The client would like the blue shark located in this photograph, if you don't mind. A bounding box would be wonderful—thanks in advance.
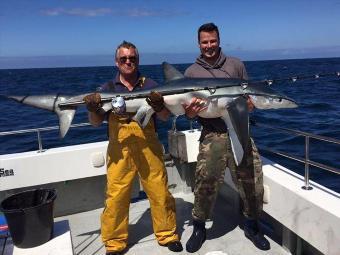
[2,62,297,165]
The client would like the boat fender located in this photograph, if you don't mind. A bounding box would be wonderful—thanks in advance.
[91,152,105,168]
[263,184,270,204]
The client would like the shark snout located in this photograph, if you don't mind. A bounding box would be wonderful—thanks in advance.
[248,95,297,109]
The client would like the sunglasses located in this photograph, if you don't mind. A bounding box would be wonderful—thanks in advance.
[119,56,137,64]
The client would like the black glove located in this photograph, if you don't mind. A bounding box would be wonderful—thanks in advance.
[83,93,102,112]
[146,91,165,112]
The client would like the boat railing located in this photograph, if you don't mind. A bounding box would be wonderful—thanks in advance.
[0,122,107,153]
[250,121,340,190]
[1,120,339,191]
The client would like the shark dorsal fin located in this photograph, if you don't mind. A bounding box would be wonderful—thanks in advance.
[162,62,185,83]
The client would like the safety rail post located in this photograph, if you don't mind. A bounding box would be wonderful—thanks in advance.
[302,136,313,190]
[172,115,178,132]
[37,129,43,153]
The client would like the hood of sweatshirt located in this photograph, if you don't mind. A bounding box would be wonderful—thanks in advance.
[195,48,227,69]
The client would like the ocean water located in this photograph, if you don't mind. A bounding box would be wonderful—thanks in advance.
[0,58,339,192]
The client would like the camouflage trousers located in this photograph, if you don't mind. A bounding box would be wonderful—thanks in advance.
[192,132,264,221]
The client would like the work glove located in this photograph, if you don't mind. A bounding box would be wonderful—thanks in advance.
[146,91,165,112]
[83,93,102,112]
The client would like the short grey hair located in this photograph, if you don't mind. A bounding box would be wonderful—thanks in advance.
[115,40,139,60]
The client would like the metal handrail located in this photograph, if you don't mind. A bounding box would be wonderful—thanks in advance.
[252,122,340,145]
[1,120,339,190]
[0,121,108,153]
[252,121,340,190]
[0,122,94,136]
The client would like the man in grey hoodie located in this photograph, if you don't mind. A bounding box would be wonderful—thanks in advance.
[183,23,270,253]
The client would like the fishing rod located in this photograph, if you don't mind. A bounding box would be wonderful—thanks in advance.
[58,70,340,108]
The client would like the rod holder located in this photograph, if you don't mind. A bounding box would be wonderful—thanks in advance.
[172,115,178,132]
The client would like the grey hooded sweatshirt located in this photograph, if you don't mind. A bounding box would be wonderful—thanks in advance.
[184,50,248,140]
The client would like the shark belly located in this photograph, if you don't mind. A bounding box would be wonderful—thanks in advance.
[198,97,235,118]
[125,98,147,112]
[164,94,190,116]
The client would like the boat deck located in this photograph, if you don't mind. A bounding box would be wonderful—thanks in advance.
[1,192,289,255]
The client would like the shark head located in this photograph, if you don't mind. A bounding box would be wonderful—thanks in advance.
[160,62,299,166]
[243,82,298,109]
[248,95,298,109]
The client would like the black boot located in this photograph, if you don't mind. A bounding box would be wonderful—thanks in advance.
[166,241,183,252]
[186,219,206,253]
[244,219,270,250]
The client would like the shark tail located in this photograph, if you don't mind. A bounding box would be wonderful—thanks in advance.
[3,94,77,138]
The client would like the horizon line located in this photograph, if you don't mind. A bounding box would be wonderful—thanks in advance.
[1,54,340,70]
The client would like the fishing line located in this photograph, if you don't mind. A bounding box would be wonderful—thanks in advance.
[255,71,340,86]
[58,70,340,107]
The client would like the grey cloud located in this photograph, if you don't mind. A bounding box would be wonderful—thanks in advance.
[41,7,188,17]
[41,8,112,17]
[124,8,189,17]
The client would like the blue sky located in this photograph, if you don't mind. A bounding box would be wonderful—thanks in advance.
[1,0,340,68]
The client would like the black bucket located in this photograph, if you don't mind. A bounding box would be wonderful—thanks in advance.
[0,188,57,248]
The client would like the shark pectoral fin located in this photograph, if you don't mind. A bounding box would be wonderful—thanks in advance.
[56,107,76,138]
[132,105,155,128]
[221,110,244,166]
[228,96,250,150]
[221,96,250,166]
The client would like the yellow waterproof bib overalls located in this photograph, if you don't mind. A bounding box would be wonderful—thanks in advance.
[101,112,179,252]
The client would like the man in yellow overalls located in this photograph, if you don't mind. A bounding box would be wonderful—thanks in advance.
[83,41,182,255]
